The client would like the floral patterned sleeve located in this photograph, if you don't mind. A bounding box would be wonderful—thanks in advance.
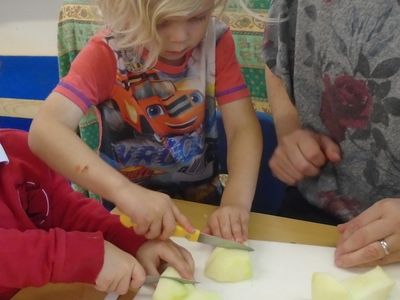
[263,0,298,100]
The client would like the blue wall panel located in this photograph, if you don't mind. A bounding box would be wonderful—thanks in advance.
[0,116,32,131]
[0,55,59,100]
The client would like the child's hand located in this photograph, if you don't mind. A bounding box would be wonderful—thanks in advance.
[136,239,195,279]
[269,128,341,185]
[203,205,250,243]
[95,241,146,295]
[115,185,194,240]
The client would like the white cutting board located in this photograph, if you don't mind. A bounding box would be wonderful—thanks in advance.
[135,237,400,300]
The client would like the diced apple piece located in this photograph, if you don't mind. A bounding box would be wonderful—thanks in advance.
[343,266,395,300]
[183,289,223,300]
[204,247,252,282]
[312,272,350,300]
[153,267,193,300]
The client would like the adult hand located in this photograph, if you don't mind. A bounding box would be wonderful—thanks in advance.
[335,198,400,267]
[269,129,341,185]
[203,205,250,243]
[116,185,194,240]
[136,239,194,279]
[95,241,145,295]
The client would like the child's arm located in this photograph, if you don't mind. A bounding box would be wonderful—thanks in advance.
[29,92,192,240]
[205,98,263,242]
[265,66,341,185]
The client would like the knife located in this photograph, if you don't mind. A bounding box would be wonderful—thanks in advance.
[144,275,198,285]
[118,213,254,251]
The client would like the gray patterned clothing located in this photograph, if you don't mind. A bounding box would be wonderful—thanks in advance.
[263,0,400,221]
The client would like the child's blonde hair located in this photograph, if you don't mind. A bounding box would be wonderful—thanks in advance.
[97,0,227,71]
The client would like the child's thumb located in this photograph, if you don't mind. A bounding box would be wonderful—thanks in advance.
[319,135,341,163]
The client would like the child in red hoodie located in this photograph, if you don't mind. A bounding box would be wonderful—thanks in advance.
[0,129,193,300]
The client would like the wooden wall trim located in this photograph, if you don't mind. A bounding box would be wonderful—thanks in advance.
[0,98,42,119]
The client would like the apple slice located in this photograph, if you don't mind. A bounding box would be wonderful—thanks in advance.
[204,247,252,282]
[312,266,395,300]
[312,272,350,300]
[152,267,222,300]
[152,267,193,300]
[183,289,222,300]
[343,266,395,300]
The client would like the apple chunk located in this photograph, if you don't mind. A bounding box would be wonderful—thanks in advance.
[152,267,222,300]
[343,266,395,300]
[204,247,252,282]
[152,267,192,300]
[312,266,395,300]
[184,289,222,300]
[312,272,350,300]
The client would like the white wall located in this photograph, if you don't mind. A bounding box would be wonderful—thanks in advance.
[0,0,64,56]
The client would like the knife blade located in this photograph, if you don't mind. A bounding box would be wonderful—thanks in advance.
[118,213,254,251]
[144,275,198,285]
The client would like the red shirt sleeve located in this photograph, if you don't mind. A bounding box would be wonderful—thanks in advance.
[54,34,116,112]
[48,173,147,257]
[215,29,250,105]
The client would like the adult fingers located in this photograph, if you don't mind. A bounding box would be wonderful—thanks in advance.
[336,218,391,256]
[297,133,327,169]
[339,202,385,241]
[291,142,323,176]
[319,135,341,163]
[269,150,304,185]
[335,234,399,268]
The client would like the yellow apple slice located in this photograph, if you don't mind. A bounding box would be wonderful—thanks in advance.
[204,247,252,282]
[312,272,350,300]
[183,289,223,300]
[343,266,395,300]
[152,267,193,300]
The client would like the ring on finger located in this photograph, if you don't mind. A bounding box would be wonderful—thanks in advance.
[379,239,391,256]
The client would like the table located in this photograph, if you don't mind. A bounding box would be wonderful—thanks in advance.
[12,199,339,300]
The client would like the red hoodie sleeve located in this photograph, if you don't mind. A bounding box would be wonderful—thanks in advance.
[0,228,104,289]
[46,172,147,256]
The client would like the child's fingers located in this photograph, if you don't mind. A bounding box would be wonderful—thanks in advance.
[176,245,195,275]
[115,274,131,295]
[218,213,234,241]
[230,213,244,243]
[160,212,176,240]
[145,219,162,240]
[240,211,249,241]
[172,204,194,233]
[159,243,193,279]
[207,216,222,237]
[130,262,146,290]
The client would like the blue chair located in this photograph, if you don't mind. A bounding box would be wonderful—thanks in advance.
[217,111,286,214]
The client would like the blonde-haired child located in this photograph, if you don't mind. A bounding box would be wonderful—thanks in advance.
[29,0,262,243]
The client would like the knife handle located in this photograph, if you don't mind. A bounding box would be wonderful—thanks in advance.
[119,213,200,241]
[174,225,200,241]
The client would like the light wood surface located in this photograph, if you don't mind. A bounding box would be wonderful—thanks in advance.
[12,199,339,300]
[0,97,42,118]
